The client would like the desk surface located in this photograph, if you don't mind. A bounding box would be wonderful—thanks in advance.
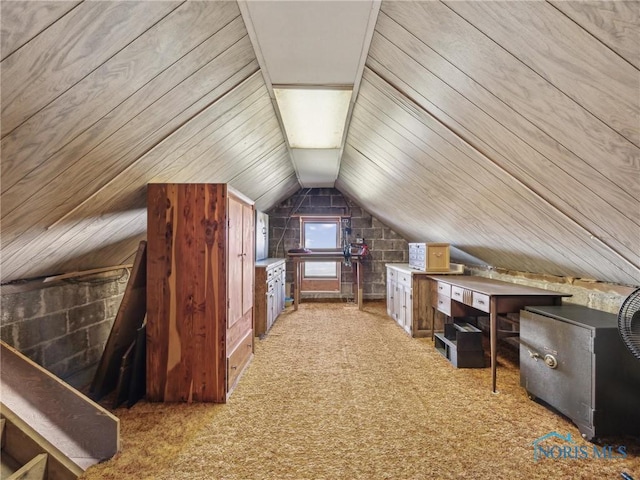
[428,275,571,298]
[288,250,363,261]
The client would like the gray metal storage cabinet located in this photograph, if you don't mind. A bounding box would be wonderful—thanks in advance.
[520,305,640,442]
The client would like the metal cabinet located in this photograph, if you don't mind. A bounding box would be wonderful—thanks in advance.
[520,305,640,441]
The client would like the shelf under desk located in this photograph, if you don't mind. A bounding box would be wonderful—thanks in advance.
[428,275,570,393]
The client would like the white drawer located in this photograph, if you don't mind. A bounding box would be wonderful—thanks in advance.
[472,292,490,313]
[436,281,451,298]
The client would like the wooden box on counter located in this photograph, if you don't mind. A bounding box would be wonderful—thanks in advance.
[146,183,255,403]
[408,243,450,272]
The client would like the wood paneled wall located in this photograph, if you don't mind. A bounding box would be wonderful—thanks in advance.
[0,1,295,283]
[1,0,638,288]
[338,0,639,286]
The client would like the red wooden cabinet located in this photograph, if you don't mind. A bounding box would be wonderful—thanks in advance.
[146,183,254,402]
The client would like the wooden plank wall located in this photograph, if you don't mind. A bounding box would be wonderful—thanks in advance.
[0,1,295,283]
[146,184,229,403]
[337,0,640,286]
[1,0,638,287]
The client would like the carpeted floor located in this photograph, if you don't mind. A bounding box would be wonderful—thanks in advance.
[81,301,639,479]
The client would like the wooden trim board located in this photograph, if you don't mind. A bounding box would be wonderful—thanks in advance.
[0,342,119,471]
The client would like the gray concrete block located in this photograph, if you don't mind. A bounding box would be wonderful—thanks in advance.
[351,217,372,229]
[87,319,114,348]
[58,282,90,309]
[42,330,88,367]
[331,196,347,207]
[383,251,406,262]
[104,295,124,318]
[362,227,383,240]
[1,289,43,324]
[21,345,43,367]
[68,301,105,331]
[1,312,67,351]
[86,276,125,302]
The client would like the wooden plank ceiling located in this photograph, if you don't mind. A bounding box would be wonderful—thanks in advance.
[1,1,638,287]
[338,0,640,286]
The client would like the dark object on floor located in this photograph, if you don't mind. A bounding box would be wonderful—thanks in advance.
[90,241,147,401]
[520,305,640,442]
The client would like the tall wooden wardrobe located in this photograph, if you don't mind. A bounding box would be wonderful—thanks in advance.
[146,183,255,402]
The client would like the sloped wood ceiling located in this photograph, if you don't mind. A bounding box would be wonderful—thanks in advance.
[1,1,638,288]
[1,1,297,283]
[337,0,640,286]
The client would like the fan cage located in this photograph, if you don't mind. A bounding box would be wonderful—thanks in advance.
[618,288,640,360]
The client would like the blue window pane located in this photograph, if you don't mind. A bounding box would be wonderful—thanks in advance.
[304,223,337,248]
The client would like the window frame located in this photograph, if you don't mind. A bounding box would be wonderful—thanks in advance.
[299,215,342,292]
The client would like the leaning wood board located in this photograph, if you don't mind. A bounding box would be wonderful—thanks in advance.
[91,240,147,400]
[0,342,119,470]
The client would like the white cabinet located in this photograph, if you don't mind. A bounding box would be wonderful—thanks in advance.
[255,258,286,337]
[385,264,438,338]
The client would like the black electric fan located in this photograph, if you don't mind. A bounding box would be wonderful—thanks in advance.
[618,288,640,360]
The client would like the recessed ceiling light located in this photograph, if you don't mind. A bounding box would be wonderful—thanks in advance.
[273,87,352,149]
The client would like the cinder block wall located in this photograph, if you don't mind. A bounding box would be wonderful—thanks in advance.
[0,269,128,380]
[267,188,408,300]
[465,265,635,314]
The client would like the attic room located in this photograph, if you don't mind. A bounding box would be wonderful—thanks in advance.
[1,0,639,478]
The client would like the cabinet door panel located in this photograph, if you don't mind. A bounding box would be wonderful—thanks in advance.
[404,287,413,334]
[242,202,254,315]
[228,196,244,327]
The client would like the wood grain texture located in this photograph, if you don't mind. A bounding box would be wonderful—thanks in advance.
[550,0,640,69]
[0,1,81,61]
[1,18,255,236]
[362,48,639,271]
[90,241,147,400]
[1,1,239,190]
[1,405,82,480]
[0,68,284,282]
[340,68,640,285]
[146,184,254,403]
[365,10,640,274]
[380,2,639,199]
[0,1,178,137]
[444,0,639,145]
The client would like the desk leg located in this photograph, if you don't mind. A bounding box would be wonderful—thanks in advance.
[355,262,363,310]
[293,259,299,311]
[490,297,498,393]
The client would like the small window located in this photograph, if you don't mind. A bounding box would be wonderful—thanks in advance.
[300,216,341,292]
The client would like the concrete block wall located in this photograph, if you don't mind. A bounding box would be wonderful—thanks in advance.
[465,265,635,314]
[0,269,128,381]
[267,188,408,300]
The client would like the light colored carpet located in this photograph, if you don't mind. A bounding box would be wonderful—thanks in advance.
[81,301,639,479]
